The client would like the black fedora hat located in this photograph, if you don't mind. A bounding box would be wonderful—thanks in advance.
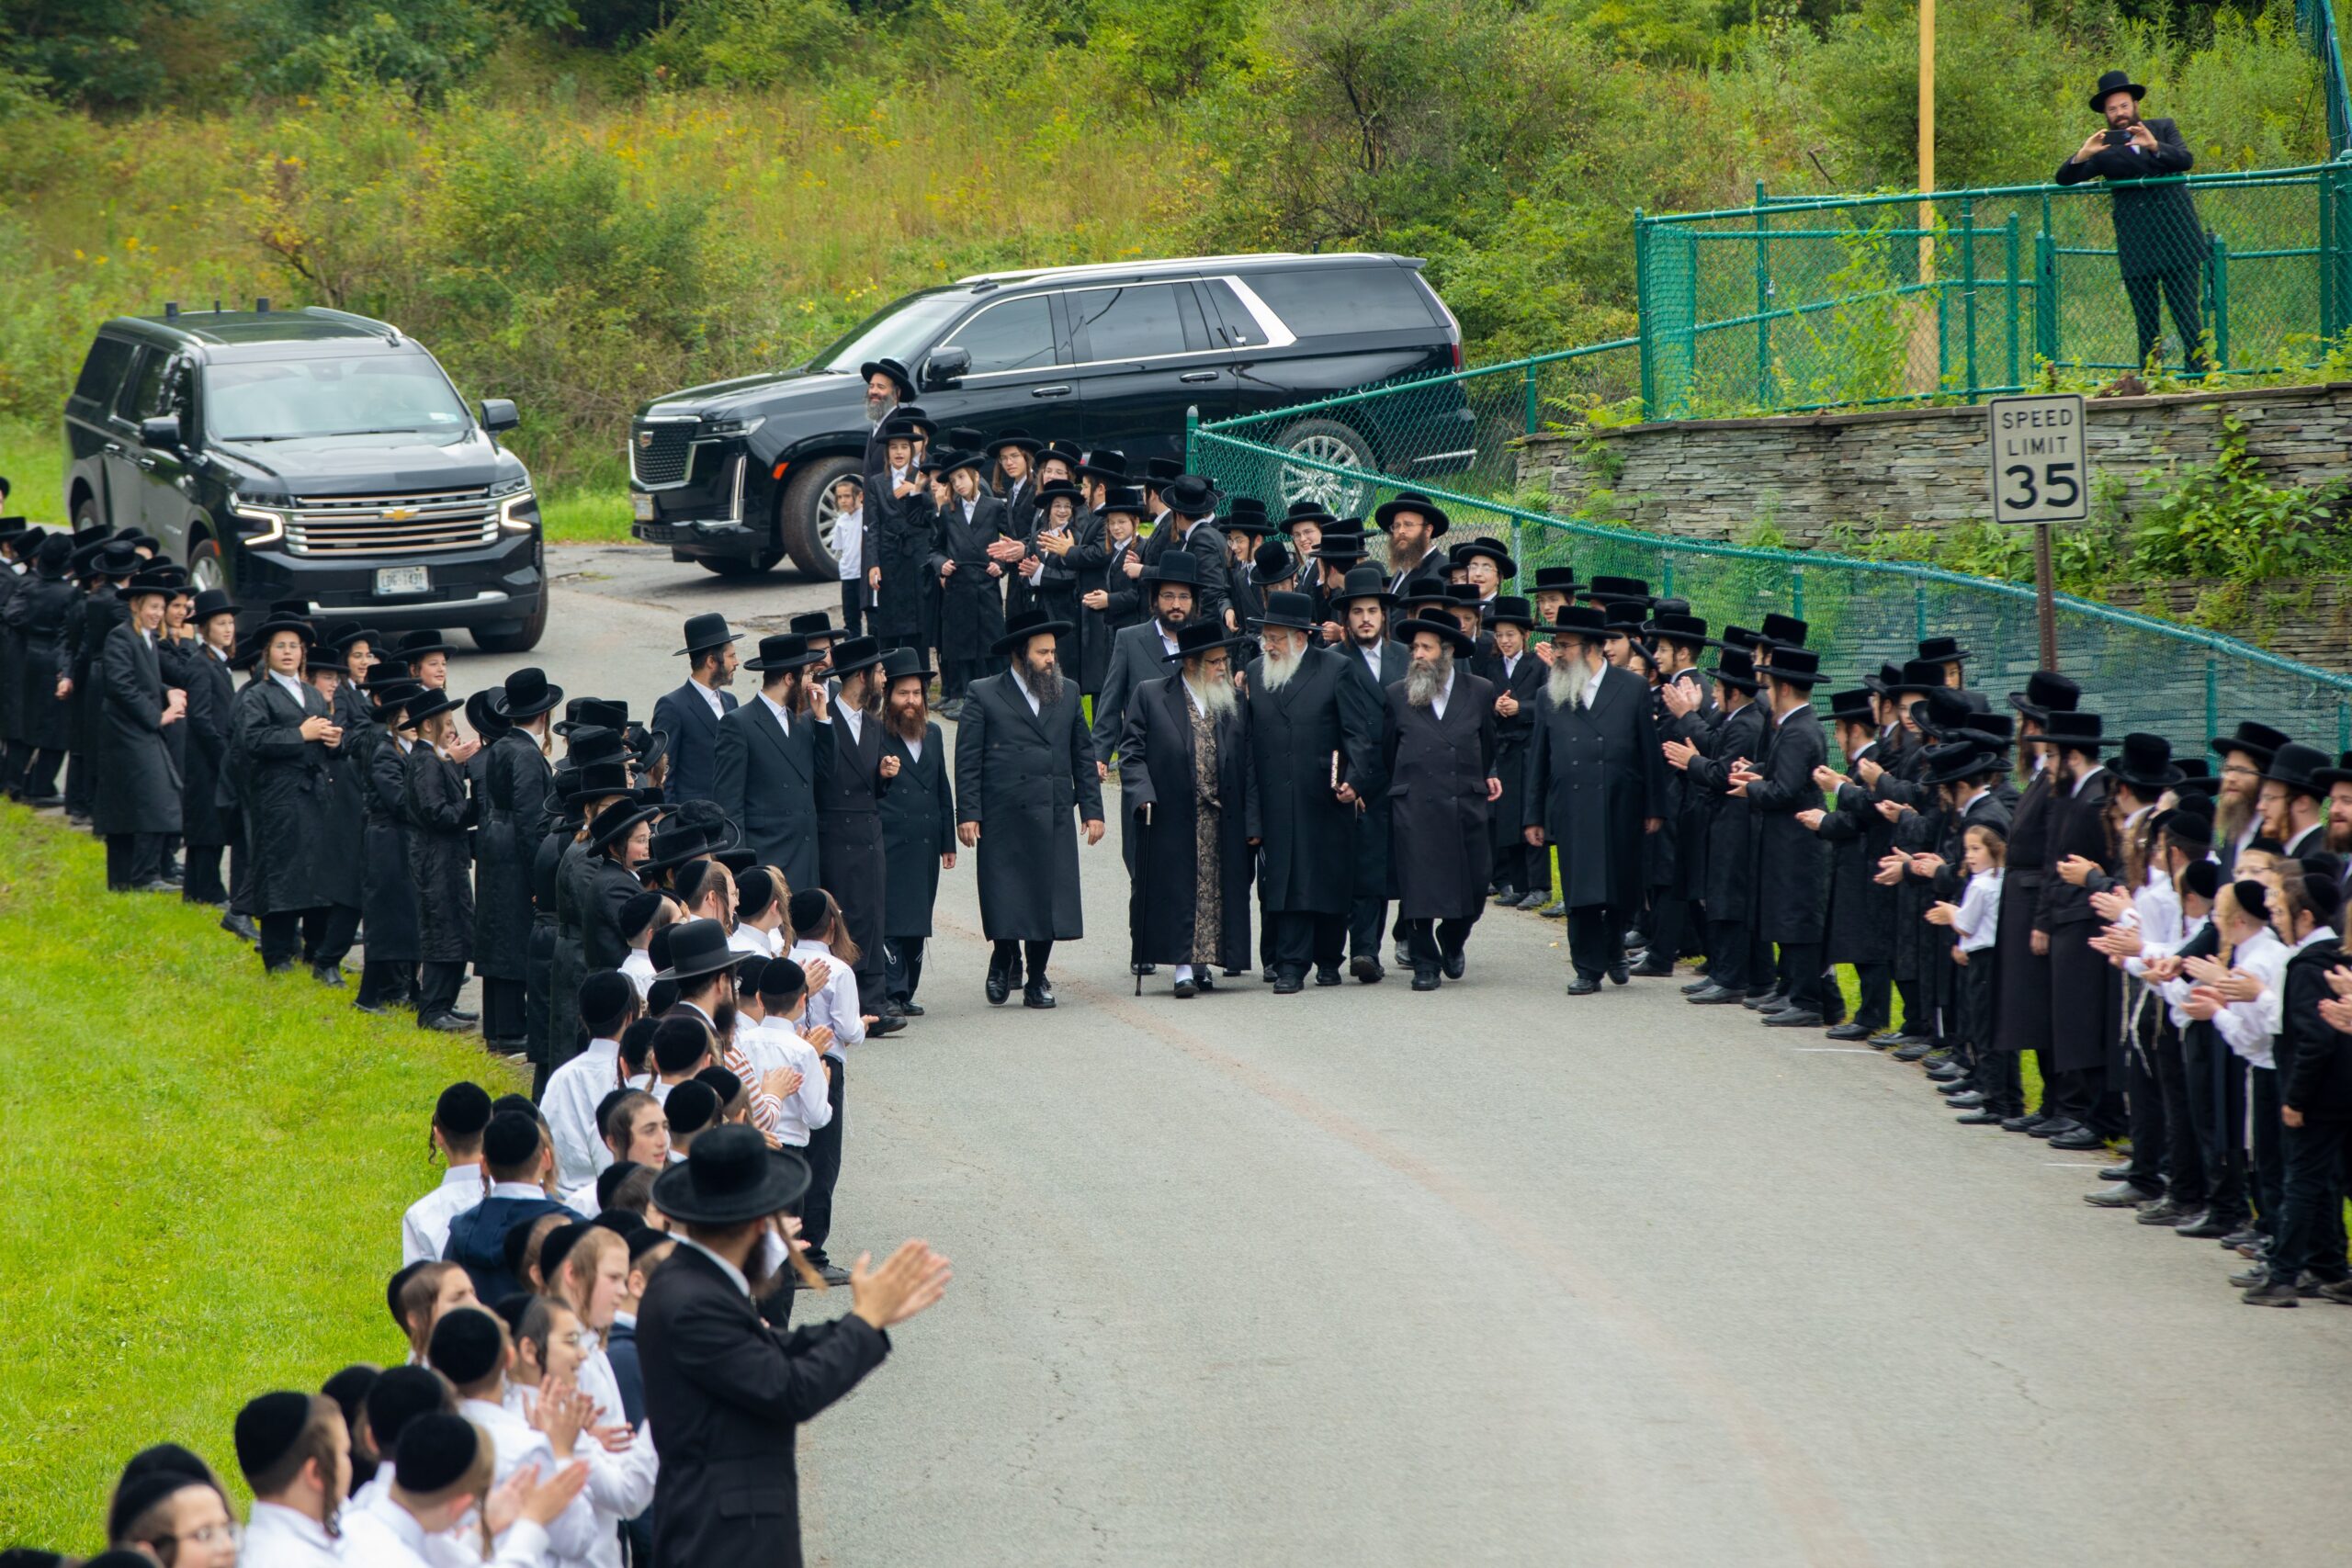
[1826,687,1875,725]
[402,688,465,728]
[2311,750,2352,794]
[1711,647,1762,693]
[1583,574,1652,607]
[1448,536,1517,577]
[1891,658,1951,696]
[367,676,427,722]
[326,621,384,652]
[1645,612,1709,649]
[1487,594,1536,630]
[993,605,1073,656]
[1332,564,1396,608]
[2088,69,2146,112]
[188,587,238,624]
[2172,757,2222,796]
[2023,709,2116,749]
[89,539,143,578]
[1917,741,2005,787]
[859,356,916,396]
[1223,497,1272,536]
[1038,441,1085,473]
[1278,500,1336,533]
[394,628,458,662]
[880,409,936,445]
[675,612,742,658]
[1916,685,1990,739]
[933,448,988,480]
[1860,660,1903,696]
[1161,474,1220,518]
[250,599,319,645]
[586,797,661,853]
[1758,612,1809,650]
[1399,574,1454,615]
[880,645,935,686]
[989,426,1043,456]
[1313,535,1370,564]
[2211,719,2290,765]
[465,687,509,738]
[654,917,752,981]
[2262,740,2331,796]
[1144,457,1185,486]
[1943,710,2017,748]
[491,666,564,722]
[565,724,629,770]
[1545,603,1609,639]
[1755,646,1828,686]
[2112,731,2185,793]
[1916,634,1972,665]
[1034,480,1087,513]
[1161,619,1250,664]
[1077,447,1129,482]
[1254,590,1319,634]
[788,611,836,640]
[650,1123,810,1226]
[830,635,886,678]
[1531,565,1577,594]
[120,570,178,600]
[1250,539,1298,588]
[640,818,747,881]
[556,696,629,738]
[1373,491,1450,537]
[742,633,822,672]
[627,722,670,776]
[305,645,349,676]
[2007,670,2081,721]
[1100,484,1149,519]
[1710,625,1760,652]
[564,760,635,804]
[1394,614,1476,658]
[1138,550,1204,589]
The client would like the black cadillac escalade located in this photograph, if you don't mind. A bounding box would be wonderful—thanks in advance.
[62,305,548,650]
[629,252,1474,578]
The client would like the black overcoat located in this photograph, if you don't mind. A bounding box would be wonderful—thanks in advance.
[526,828,563,1065]
[0,564,20,743]
[67,585,126,760]
[2037,765,2120,1074]
[584,855,641,976]
[1243,645,1384,916]
[313,695,365,912]
[1343,639,1411,903]
[1142,517,1231,625]
[405,743,475,964]
[1074,525,1145,698]
[1739,703,1829,943]
[1474,647,1545,863]
[1681,697,1766,921]
[1090,618,1174,767]
[357,727,422,962]
[175,643,235,848]
[550,836,597,1061]
[878,721,954,939]
[715,694,821,898]
[862,434,933,644]
[475,731,552,983]
[1658,673,1714,897]
[1120,675,1259,969]
[1992,762,2055,1055]
[1381,671,1498,921]
[814,705,890,978]
[1815,739,1897,964]
[6,566,78,750]
[233,675,337,914]
[931,493,1011,665]
[92,624,182,837]
[953,669,1102,942]
[639,1242,891,1568]
[2053,118,2201,277]
[1522,662,1666,912]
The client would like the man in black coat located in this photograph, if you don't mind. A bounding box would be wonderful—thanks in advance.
[94,570,186,891]
[1672,644,1769,1004]
[863,406,934,656]
[1138,475,1231,629]
[713,632,827,900]
[1522,604,1668,994]
[65,539,138,824]
[1244,591,1385,992]
[652,613,741,807]
[2030,709,2125,1146]
[1091,550,1202,771]
[876,648,955,1014]
[2057,70,2206,371]
[954,608,1105,1008]
[1330,567,1411,980]
[1728,646,1831,1026]
[1476,597,1547,908]
[176,588,239,907]
[1802,687,1900,1042]
[477,667,562,1050]
[1383,613,1498,991]
[6,533,78,806]
[811,636,904,1033]
[234,607,343,975]
[639,1125,947,1568]
[930,450,1013,703]
[1122,621,1260,996]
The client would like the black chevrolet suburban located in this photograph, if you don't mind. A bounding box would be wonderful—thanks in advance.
[63,305,548,650]
[629,252,1471,578]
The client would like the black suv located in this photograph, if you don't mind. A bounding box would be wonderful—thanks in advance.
[63,305,548,650]
[628,252,1470,578]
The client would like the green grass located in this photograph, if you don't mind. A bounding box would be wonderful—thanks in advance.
[539,484,638,545]
[0,807,525,1550]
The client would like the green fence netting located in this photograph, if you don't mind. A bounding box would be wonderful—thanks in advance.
[2304,0,2352,157]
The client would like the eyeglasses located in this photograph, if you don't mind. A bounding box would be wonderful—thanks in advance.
[164,1521,243,1549]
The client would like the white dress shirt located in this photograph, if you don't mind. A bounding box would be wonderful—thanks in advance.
[1429,669,1454,721]
[1576,661,1604,711]
[401,1163,487,1266]
[692,678,724,721]
[737,1014,833,1145]
[242,1500,340,1568]
[1953,868,2002,953]
[340,1483,555,1568]
[269,670,307,703]
[1357,643,1385,684]
[756,688,792,737]
[728,921,779,958]
[542,1037,626,1191]
[507,1381,657,1568]
[835,504,863,579]
[620,948,655,998]
[460,1395,602,1563]
[2214,926,2288,1068]
[790,936,865,1053]
[1012,671,1044,716]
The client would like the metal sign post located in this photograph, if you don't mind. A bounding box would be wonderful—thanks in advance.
[1986,392,2087,671]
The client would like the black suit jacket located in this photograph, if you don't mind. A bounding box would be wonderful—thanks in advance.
[713,694,821,897]
[639,1244,890,1568]
[2054,117,2200,276]
[653,679,738,806]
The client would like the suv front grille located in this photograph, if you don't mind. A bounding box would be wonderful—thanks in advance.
[285,489,498,555]
[632,422,695,488]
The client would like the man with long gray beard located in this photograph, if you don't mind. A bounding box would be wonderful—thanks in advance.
[1244,590,1384,993]
[1121,621,1260,997]
[1382,612,1499,991]
[876,647,955,1015]
[956,607,1106,1008]
[811,636,905,1033]
[1522,603,1668,995]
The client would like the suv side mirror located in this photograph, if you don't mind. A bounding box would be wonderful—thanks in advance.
[139,416,183,453]
[479,398,520,434]
[922,348,970,390]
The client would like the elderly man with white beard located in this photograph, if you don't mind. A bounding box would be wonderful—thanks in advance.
[1380,612,1500,991]
[1121,619,1261,997]
[1242,591,1385,993]
[1522,603,1668,995]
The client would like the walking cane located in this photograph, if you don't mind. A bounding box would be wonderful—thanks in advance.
[1133,801,1150,997]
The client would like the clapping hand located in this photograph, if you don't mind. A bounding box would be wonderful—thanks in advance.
[2090,923,2143,959]
[1661,737,1697,771]
[762,1065,804,1100]
[2056,853,2098,886]
[850,1238,954,1330]
[1795,807,1825,830]
[2318,995,2352,1032]
[1874,798,1906,823]
[2324,964,2352,1000]
[1909,852,1944,877]
[2089,887,2133,922]
[2181,985,2223,1021]
[1924,900,1957,927]
[1874,852,1908,887]
[2212,966,2266,1003]
[1811,764,1847,793]
[1856,756,1884,786]
[801,956,832,992]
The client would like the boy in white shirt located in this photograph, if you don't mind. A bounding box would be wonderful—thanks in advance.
[541,973,640,1193]
[750,956,836,1148]
[616,892,674,1000]
[1927,823,2004,1123]
[730,868,787,957]
[786,888,862,1283]
[424,1307,604,1564]
[833,474,866,637]
[402,1083,492,1266]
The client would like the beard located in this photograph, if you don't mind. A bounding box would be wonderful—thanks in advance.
[2330,816,2352,852]
[1405,649,1453,709]
[855,675,885,718]
[1187,669,1239,719]
[888,697,928,741]
[1261,641,1303,691]
[1025,656,1064,707]
[1157,604,1191,634]
[1546,645,1593,707]
[2215,786,2255,846]
[1347,618,1385,649]
[710,997,739,1048]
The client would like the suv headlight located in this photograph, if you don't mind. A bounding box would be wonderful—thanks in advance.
[493,481,537,533]
[230,502,288,547]
[700,416,763,439]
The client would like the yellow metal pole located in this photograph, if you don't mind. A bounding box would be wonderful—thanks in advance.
[1918,0,1936,280]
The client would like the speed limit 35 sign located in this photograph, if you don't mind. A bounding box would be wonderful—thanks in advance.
[1987,393,2087,525]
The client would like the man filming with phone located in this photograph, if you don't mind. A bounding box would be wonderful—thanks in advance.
[2057,69,2207,374]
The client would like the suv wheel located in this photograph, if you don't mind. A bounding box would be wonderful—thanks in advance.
[187,536,227,593]
[698,549,784,578]
[473,544,550,652]
[1276,418,1374,516]
[778,454,863,579]
[74,494,103,533]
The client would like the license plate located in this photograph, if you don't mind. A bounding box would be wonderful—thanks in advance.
[375,566,430,595]
[632,492,655,522]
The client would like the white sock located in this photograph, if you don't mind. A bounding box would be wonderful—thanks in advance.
[1173,964,1193,984]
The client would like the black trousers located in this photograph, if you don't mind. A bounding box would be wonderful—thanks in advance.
[1850,961,1893,1032]
[1271,910,1344,976]
[226,810,254,917]
[17,745,63,798]
[305,904,360,968]
[481,977,527,1043]
[105,831,165,889]
[259,908,319,971]
[1640,893,1683,972]
[1348,896,1387,963]
[1705,918,1750,995]
[1490,841,1540,896]
[1401,915,1475,975]
[838,581,866,637]
[2270,1117,2352,1283]
[2120,1002,2170,1190]
[356,958,416,1010]
[64,749,91,814]
[2042,1065,2100,1125]
[2182,1021,2247,1226]
[801,1054,846,1264]
[885,934,926,1004]
[1770,942,1825,1015]
[990,938,1053,984]
[2249,1065,2284,1235]
[417,960,467,1020]
[2124,265,2205,367]
[1894,976,1926,1036]
[1565,904,1623,981]
[181,843,228,905]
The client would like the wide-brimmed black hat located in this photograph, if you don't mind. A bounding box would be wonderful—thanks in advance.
[994,606,1072,656]
[743,633,822,672]
[2171,757,2222,796]
[640,818,747,880]
[1531,565,1577,594]
[2310,750,2352,794]
[2262,740,2331,796]
[830,635,886,678]
[1916,634,1971,665]
[1399,574,1454,614]
[654,917,752,981]
[1035,480,1087,514]
[1374,492,1450,536]
[1250,539,1298,588]
[587,797,661,853]
[2088,69,2146,112]
[2007,669,2081,721]
[1224,497,1272,536]
[1711,647,1762,693]
[120,570,177,600]
[465,688,510,739]
[87,539,142,578]
[2211,719,2290,765]
[557,696,629,738]
[1582,574,1652,608]
[1645,612,1709,649]
[1755,646,1828,686]
[1545,603,1609,639]
[1449,536,1517,577]
[2023,709,2116,749]
[304,645,349,677]
[1486,594,1536,630]
[1860,660,1903,696]
[491,666,563,722]
[1279,500,1336,533]
[250,600,319,645]
[859,356,916,397]
[393,628,458,663]
[1941,710,2016,749]
[650,1122,810,1226]
[1161,474,1220,518]
[1710,625,1759,652]
[989,427,1043,456]
[1826,687,1875,725]
[367,676,427,722]
[1138,550,1204,589]
[1162,619,1250,664]
[788,612,836,640]
[1100,484,1148,519]
[1253,590,1319,634]
[187,587,238,624]
[2111,731,2186,793]
[1917,740,2005,787]
[1313,535,1369,564]
[627,722,670,776]
[1332,564,1396,608]
[565,760,635,804]
[1394,615,1476,658]
[880,645,935,686]
[1890,658,1951,696]
[1077,447,1129,482]
[675,612,741,658]
[564,724,629,770]
[1758,613,1809,650]
[1143,457,1184,487]
[402,689,464,728]
[1038,441,1084,474]
[880,409,936,445]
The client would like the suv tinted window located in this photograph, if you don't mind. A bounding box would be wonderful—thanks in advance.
[1200,280,1263,349]
[119,351,171,420]
[1069,282,1193,362]
[75,338,136,406]
[944,294,1058,376]
[1247,266,1438,336]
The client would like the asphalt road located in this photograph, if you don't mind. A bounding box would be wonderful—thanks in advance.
[445,546,2352,1566]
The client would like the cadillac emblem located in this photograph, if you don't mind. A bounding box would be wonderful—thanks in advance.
[639,430,654,448]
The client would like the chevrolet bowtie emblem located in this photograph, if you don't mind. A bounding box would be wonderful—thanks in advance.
[384,507,416,522]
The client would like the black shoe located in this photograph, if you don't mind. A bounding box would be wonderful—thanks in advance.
[1271,973,1304,996]
[1172,976,1198,998]
[2219,1227,2264,1253]
[1682,977,1718,996]
[1686,985,1747,1004]
[1515,891,1549,910]
[2048,1125,2108,1151]
[1566,976,1600,996]
[1262,964,1279,984]
[1954,1108,2006,1124]
[1411,969,1442,991]
[1394,942,1412,968]
[899,1001,925,1017]
[1742,989,1786,1011]
[21,792,63,808]
[986,967,1010,1006]
[2136,1198,2194,1225]
[1490,886,1521,905]
[2175,1213,2234,1238]
[353,998,390,1016]
[417,1011,471,1032]
[2027,1117,2077,1140]
[1538,900,1566,919]
[1442,950,1466,981]
[1876,1032,1929,1049]
[867,1014,907,1037]
[2083,1183,2160,1209]
[2316,1279,2352,1306]
[2000,1113,2047,1134]
[1315,966,1343,987]
[1945,1090,1987,1109]
[2241,1278,2302,1307]
[1023,980,1056,1009]
[1131,961,1158,976]
[2098,1165,2138,1180]
[447,1009,479,1024]
[1824,1022,1872,1041]
[220,912,259,942]
[1628,962,1675,978]
[1762,1010,1825,1027]
[1606,964,1630,986]
[311,963,345,987]
[1891,1039,1937,1063]
[1351,955,1384,985]
[1920,1047,1956,1067]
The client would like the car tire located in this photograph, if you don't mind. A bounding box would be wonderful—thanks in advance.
[73,494,103,533]
[697,549,784,578]
[1275,418,1375,516]
[472,545,550,652]
[778,454,864,580]
[187,535,227,594]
